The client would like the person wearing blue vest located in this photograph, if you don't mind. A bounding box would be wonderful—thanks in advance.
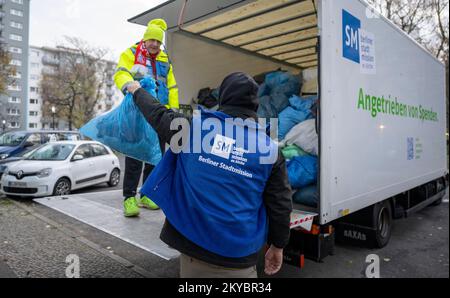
[127,72,293,278]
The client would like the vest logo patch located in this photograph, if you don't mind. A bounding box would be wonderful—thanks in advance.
[211,135,236,160]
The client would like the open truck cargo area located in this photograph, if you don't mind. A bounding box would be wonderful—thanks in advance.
[127,0,449,269]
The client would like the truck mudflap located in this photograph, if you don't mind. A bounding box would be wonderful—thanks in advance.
[285,211,335,269]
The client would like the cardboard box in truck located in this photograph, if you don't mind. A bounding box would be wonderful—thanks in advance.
[129,0,448,267]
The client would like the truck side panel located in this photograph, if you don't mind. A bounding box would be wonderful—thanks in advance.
[320,0,447,224]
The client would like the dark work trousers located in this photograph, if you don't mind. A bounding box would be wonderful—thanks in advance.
[123,157,155,200]
[123,136,166,200]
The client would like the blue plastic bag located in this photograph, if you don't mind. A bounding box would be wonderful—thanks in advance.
[278,95,317,140]
[257,95,278,121]
[293,185,319,207]
[80,77,163,166]
[287,155,318,189]
[257,71,301,120]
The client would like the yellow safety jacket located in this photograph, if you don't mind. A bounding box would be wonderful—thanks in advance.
[114,43,179,109]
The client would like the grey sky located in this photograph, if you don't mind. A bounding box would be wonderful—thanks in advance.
[30,0,167,61]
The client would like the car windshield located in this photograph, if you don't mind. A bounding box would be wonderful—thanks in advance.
[0,132,27,146]
[26,144,75,161]
[20,146,42,158]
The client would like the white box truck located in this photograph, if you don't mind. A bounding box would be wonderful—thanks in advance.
[129,0,448,268]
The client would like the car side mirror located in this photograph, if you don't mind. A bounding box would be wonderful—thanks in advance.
[24,142,35,147]
[72,154,84,161]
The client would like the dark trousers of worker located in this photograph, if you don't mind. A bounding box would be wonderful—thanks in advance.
[123,156,155,200]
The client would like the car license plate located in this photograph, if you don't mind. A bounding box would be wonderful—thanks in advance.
[9,182,27,187]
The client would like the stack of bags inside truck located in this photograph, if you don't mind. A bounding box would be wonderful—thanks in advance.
[257,69,319,208]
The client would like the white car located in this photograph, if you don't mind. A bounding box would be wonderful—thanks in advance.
[0,141,121,198]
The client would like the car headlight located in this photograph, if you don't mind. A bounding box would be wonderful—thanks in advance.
[0,154,9,160]
[37,168,52,178]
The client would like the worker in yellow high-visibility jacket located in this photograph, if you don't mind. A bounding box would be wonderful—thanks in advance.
[114,18,179,217]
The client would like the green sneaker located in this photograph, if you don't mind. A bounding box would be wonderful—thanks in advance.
[140,196,160,210]
[124,197,140,217]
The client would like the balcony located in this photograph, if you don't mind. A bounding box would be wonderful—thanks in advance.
[42,55,60,66]
[42,67,57,76]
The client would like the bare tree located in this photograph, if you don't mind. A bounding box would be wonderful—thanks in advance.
[0,43,17,95]
[39,36,110,130]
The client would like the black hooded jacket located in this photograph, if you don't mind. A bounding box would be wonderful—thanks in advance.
[132,72,293,268]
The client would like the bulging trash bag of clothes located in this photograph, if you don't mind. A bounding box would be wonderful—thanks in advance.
[265,71,301,94]
[287,155,318,189]
[80,77,163,165]
[281,144,308,160]
[293,185,319,207]
[257,95,278,121]
[257,71,301,120]
[278,95,317,140]
[281,119,318,156]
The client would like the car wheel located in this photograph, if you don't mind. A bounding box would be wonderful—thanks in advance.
[53,178,71,196]
[108,168,120,187]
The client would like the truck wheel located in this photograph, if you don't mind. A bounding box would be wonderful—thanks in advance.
[373,201,393,248]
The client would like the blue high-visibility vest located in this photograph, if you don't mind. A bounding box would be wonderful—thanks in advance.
[141,108,278,258]
[130,47,170,105]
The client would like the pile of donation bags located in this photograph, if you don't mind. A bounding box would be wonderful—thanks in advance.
[256,71,319,208]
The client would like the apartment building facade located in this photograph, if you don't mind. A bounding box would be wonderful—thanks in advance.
[0,0,30,130]
[28,45,123,130]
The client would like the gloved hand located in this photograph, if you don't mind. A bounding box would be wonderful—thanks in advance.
[127,81,142,95]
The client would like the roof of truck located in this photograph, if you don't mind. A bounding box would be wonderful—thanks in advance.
[128,0,319,70]
[128,0,444,69]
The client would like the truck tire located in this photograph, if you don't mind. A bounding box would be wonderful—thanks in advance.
[373,201,393,248]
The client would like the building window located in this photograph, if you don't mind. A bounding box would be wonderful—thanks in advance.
[9,47,22,54]
[30,75,39,80]
[10,21,23,29]
[29,111,39,117]
[7,109,21,116]
[9,122,21,129]
[30,98,39,104]
[29,123,38,129]
[8,97,21,104]
[31,50,40,57]
[11,72,21,79]
[9,34,23,41]
[30,63,40,69]
[8,85,22,91]
[10,59,22,66]
[10,9,24,17]
[30,87,39,93]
